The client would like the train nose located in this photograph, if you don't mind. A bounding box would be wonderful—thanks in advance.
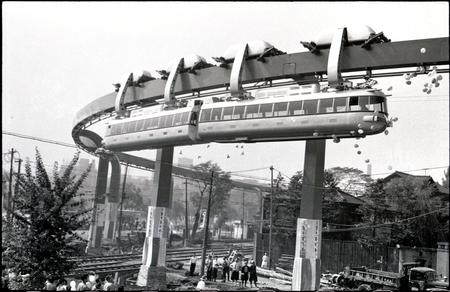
[360,114,388,133]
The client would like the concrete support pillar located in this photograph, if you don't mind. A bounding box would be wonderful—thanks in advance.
[87,157,109,249]
[292,139,325,291]
[137,147,173,290]
[103,157,121,240]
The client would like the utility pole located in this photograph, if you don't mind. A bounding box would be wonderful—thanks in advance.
[117,163,129,249]
[7,148,16,220]
[241,191,245,249]
[200,171,214,276]
[268,166,274,269]
[12,158,22,217]
[184,178,189,247]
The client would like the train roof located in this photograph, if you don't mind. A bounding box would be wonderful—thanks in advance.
[201,88,385,109]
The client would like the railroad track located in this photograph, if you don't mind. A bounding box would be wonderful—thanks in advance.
[68,246,253,277]
[71,244,252,263]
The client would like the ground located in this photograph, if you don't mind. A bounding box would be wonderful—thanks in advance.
[165,259,292,291]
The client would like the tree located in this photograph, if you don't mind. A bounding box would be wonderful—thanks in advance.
[286,169,361,240]
[123,183,145,211]
[384,177,446,247]
[356,179,394,247]
[2,149,92,289]
[357,176,448,248]
[190,161,232,239]
[327,167,373,196]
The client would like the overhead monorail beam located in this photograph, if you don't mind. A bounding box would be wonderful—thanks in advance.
[74,37,448,130]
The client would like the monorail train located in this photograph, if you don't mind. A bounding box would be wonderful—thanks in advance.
[103,88,389,151]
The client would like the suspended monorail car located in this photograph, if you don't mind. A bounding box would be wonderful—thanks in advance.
[103,88,389,151]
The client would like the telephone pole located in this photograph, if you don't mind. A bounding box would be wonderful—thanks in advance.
[268,166,274,269]
[184,178,189,247]
[13,158,22,216]
[241,191,245,249]
[200,170,214,276]
[7,148,16,220]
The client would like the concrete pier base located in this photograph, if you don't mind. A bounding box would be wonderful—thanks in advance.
[136,266,167,290]
[137,147,173,288]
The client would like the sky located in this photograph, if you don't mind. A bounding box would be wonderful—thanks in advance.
[2,2,449,187]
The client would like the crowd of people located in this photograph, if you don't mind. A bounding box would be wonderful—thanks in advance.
[41,272,122,291]
[191,248,263,290]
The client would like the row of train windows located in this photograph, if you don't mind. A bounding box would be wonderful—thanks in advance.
[109,111,191,136]
[199,96,385,122]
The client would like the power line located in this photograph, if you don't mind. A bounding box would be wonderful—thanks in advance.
[3,131,447,187]
[324,207,448,233]
[2,131,77,148]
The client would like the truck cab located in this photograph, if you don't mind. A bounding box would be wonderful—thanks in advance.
[409,267,449,291]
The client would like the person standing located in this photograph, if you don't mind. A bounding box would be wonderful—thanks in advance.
[249,260,258,288]
[212,256,219,282]
[206,255,213,281]
[241,261,249,288]
[230,259,237,283]
[190,253,198,276]
[261,252,269,269]
[222,257,230,282]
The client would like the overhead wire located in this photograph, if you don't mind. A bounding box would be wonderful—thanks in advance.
[3,131,448,190]
[324,207,448,233]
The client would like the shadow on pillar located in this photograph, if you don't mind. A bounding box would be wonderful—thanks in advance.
[87,157,109,251]
[103,157,121,241]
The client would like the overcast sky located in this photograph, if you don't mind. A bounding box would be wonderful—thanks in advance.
[2,2,449,186]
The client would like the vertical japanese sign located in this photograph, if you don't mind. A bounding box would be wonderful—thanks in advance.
[295,218,322,259]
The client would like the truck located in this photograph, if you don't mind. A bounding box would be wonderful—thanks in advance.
[335,262,449,291]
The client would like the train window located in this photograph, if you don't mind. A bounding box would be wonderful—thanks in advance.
[334,97,347,112]
[143,118,152,130]
[222,107,233,120]
[260,103,274,118]
[211,108,223,121]
[150,117,160,129]
[126,121,136,133]
[110,125,118,136]
[273,102,288,117]
[173,113,182,126]
[288,101,304,115]
[200,109,212,122]
[303,100,318,114]
[181,112,190,124]
[318,98,334,113]
[358,96,370,111]
[368,96,384,112]
[349,96,361,111]
[159,115,167,128]
[121,123,127,134]
[232,106,245,120]
[165,115,174,127]
[136,119,145,132]
[245,104,260,119]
